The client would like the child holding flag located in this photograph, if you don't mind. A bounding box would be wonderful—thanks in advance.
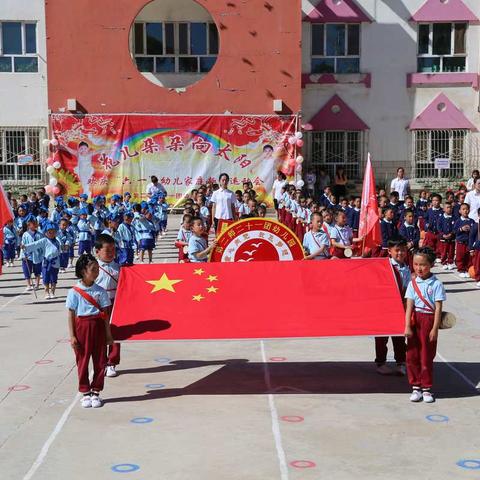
[188,217,217,263]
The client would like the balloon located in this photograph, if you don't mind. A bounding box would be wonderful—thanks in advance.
[296,139,304,147]
[296,180,305,188]
[46,157,54,165]
[295,131,303,139]
[46,166,55,174]
[288,136,296,145]
[52,186,61,195]
[45,185,53,194]
[296,164,303,173]
[42,139,51,147]
[302,123,313,131]
[53,161,61,169]
[50,138,59,147]
[49,177,58,186]
[288,158,296,167]
[296,155,304,164]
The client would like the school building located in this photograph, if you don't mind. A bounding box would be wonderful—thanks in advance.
[1,0,480,191]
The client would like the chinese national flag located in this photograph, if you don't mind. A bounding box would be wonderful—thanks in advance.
[111,259,404,341]
[0,181,14,275]
[359,153,382,253]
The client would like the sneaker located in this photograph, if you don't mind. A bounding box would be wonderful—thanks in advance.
[460,272,469,278]
[90,394,103,408]
[476,282,480,288]
[44,293,50,300]
[50,293,56,299]
[442,264,448,270]
[395,364,406,376]
[81,394,92,408]
[105,365,117,377]
[435,258,441,264]
[447,264,454,270]
[68,263,74,269]
[409,389,423,402]
[59,268,65,273]
[376,364,393,375]
[27,285,34,291]
[422,390,435,403]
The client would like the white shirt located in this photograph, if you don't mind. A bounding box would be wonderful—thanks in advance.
[272,179,287,201]
[146,182,167,197]
[210,188,237,220]
[95,260,120,300]
[390,177,410,201]
[465,189,480,222]
[466,177,476,191]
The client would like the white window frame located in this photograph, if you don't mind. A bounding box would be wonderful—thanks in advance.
[0,21,38,73]
[310,23,361,74]
[417,22,468,73]
[133,21,218,74]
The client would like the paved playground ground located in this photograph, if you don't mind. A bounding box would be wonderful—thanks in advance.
[0,215,479,479]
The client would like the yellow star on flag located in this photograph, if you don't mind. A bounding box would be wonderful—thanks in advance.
[206,286,218,294]
[207,275,218,282]
[192,294,205,302]
[146,273,182,293]
[193,268,205,276]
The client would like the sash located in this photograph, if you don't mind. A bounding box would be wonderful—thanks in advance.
[72,286,106,319]
[99,265,118,284]
[411,278,434,313]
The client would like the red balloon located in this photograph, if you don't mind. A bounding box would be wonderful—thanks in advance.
[46,157,54,165]
[52,186,61,195]
[296,139,304,147]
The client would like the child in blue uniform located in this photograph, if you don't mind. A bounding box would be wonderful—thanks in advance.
[23,222,62,299]
[58,218,74,273]
[158,193,169,235]
[176,214,193,263]
[77,208,93,255]
[188,217,217,262]
[20,216,43,290]
[303,212,330,260]
[134,206,156,263]
[2,219,18,267]
[454,203,475,277]
[66,253,113,408]
[437,202,456,270]
[117,212,136,266]
[405,247,446,403]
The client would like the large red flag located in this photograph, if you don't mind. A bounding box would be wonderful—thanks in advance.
[358,153,382,254]
[111,258,404,341]
[0,181,14,275]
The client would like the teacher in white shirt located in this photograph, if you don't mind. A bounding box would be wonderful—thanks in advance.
[390,167,410,202]
[146,175,167,198]
[465,178,480,222]
[210,173,238,232]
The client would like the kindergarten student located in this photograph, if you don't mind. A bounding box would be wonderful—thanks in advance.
[77,208,93,255]
[437,202,456,270]
[375,239,410,376]
[454,203,475,277]
[188,217,217,263]
[330,211,358,258]
[303,212,330,260]
[20,217,43,290]
[405,247,446,403]
[117,212,136,266]
[134,206,156,263]
[175,214,193,263]
[66,253,113,408]
[469,208,480,287]
[423,194,442,254]
[22,222,62,299]
[57,219,74,273]
[399,210,420,270]
[379,208,399,256]
[94,234,120,378]
[2,219,18,267]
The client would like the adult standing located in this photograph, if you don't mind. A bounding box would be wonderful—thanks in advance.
[210,173,238,232]
[316,167,331,194]
[466,169,479,191]
[390,167,410,202]
[333,166,348,199]
[465,178,480,222]
[272,171,287,212]
[146,175,167,198]
[305,169,317,198]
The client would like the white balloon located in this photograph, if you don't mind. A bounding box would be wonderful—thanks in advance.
[295,131,303,139]
[296,180,305,188]
[296,155,304,164]
[50,138,59,147]
[288,136,296,145]
[46,166,55,174]
[295,164,303,173]
[42,139,51,147]
[53,161,61,169]
[49,177,58,186]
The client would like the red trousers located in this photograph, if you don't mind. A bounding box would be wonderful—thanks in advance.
[74,315,107,393]
[108,343,121,366]
[439,241,455,265]
[423,232,439,254]
[473,250,480,281]
[455,242,470,272]
[294,221,305,242]
[374,336,406,365]
[406,312,437,389]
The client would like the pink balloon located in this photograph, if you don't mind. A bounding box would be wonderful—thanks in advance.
[296,139,304,147]
[45,185,53,194]
[52,186,61,195]
[288,136,297,145]
[288,158,296,167]
[46,157,54,165]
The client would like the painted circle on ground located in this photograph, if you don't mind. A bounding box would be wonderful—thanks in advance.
[290,460,316,469]
[145,383,165,389]
[56,338,70,343]
[281,416,304,423]
[471,335,480,339]
[269,357,287,362]
[111,463,140,473]
[35,359,53,365]
[130,417,154,424]
[210,218,304,262]
[8,384,31,391]
[153,357,171,364]
[426,414,449,423]
[456,459,480,470]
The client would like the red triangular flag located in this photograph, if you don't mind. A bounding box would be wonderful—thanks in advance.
[358,153,382,254]
[0,181,14,275]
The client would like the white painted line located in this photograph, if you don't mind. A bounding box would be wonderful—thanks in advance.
[23,392,80,480]
[0,287,29,310]
[437,352,480,391]
[260,341,289,480]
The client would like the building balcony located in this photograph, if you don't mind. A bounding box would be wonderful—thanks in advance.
[302,72,371,89]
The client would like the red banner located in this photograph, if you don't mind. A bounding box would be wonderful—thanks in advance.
[111,259,405,341]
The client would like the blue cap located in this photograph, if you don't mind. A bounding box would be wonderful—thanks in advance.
[79,208,88,215]
[79,194,88,200]
[124,192,131,197]
[124,211,134,218]
[25,214,37,223]
[107,213,121,222]
[93,196,102,204]
[140,201,148,210]
[44,221,58,232]
[40,206,48,213]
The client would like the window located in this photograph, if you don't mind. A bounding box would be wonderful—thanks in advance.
[0,22,38,73]
[0,127,45,183]
[133,22,218,74]
[412,130,467,179]
[311,24,360,74]
[309,131,364,179]
[417,23,467,73]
